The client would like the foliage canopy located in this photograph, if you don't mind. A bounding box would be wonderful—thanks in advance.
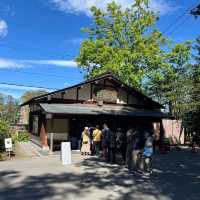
[76,0,169,88]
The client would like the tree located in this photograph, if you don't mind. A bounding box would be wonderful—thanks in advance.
[20,90,47,125]
[0,119,12,152]
[76,0,192,119]
[21,90,47,103]
[0,94,20,124]
[146,42,191,118]
[76,0,168,88]
[184,36,200,133]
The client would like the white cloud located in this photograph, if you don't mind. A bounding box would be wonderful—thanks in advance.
[0,84,53,91]
[0,58,24,68]
[0,57,77,68]
[25,59,77,67]
[0,19,8,37]
[50,0,174,16]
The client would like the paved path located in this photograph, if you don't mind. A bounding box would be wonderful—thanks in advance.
[1,148,200,200]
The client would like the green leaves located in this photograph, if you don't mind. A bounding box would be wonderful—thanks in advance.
[76,0,165,88]
[76,0,195,122]
[0,119,12,152]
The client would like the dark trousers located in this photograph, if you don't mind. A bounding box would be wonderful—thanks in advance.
[121,145,126,162]
[102,145,108,159]
[93,141,101,156]
[108,147,116,163]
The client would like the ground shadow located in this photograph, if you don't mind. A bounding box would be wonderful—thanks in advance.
[1,149,200,200]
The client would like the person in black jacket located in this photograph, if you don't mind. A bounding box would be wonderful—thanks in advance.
[116,128,126,163]
[102,123,110,160]
[107,129,116,163]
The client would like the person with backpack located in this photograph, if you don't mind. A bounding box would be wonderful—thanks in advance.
[142,131,154,175]
[92,125,102,156]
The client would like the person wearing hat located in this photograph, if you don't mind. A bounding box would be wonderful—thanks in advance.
[81,127,91,156]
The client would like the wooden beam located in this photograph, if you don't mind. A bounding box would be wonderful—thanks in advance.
[76,87,79,101]
[93,83,117,89]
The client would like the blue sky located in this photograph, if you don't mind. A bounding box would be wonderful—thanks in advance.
[0,0,199,99]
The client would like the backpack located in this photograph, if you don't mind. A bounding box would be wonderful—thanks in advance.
[143,146,153,157]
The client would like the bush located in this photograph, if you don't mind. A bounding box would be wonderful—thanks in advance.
[0,119,12,152]
[17,131,30,142]
[0,152,6,161]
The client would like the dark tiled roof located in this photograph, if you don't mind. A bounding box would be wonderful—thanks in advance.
[40,103,168,118]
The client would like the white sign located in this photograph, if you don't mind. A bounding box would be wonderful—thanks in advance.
[4,138,12,149]
[61,142,72,165]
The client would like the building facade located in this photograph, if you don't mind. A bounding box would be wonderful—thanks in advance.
[21,72,167,151]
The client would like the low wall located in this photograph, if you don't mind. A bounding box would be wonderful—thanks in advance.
[162,119,184,145]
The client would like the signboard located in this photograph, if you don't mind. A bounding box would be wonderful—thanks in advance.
[4,138,12,149]
[96,89,117,103]
[61,142,72,165]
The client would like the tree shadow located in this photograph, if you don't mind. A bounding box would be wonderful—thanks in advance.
[1,149,200,200]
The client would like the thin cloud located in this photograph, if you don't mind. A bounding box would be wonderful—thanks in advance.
[0,58,24,68]
[0,19,8,37]
[0,58,77,68]
[0,84,53,91]
[50,0,175,16]
[25,59,77,67]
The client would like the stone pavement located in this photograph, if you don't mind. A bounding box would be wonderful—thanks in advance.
[0,148,200,200]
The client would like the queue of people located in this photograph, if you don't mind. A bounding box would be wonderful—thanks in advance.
[80,123,155,176]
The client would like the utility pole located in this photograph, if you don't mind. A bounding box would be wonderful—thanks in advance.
[191,3,200,18]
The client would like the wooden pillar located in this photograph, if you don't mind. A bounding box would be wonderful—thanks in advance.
[159,119,165,153]
[40,122,49,150]
[29,112,33,133]
[90,84,93,100]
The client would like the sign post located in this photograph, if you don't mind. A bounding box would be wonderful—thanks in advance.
[4,138,12,159]
[61,142,71,165]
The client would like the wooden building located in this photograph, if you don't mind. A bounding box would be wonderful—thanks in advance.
[21,72,167,151]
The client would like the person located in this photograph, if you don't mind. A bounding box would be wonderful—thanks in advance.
[116,128,126,163]
[126,128,134,171]
[88,126,95,155]
[132,127,144,173]
[192,131,198,153]
[102,123,110,160]
[81,127,91,156]
[92,125,102,156]
[107,129,116,163]
[142,131,154,175]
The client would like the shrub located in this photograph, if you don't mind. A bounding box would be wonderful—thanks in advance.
[0,152,6,161]
[17,131,30,142]
[0,119,12,152]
